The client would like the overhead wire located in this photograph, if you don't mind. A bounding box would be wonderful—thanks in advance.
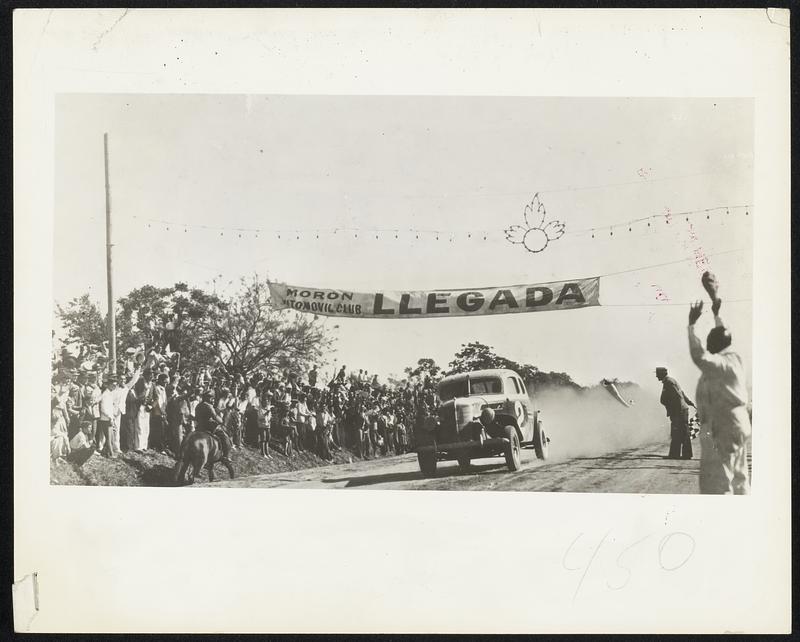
[130,203,750,240]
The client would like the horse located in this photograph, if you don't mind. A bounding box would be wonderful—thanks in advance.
[173,430,234,485]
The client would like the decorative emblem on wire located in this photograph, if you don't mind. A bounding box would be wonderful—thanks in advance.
[504,193,566,253]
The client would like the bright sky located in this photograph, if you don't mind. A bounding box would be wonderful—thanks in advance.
[54,95,753,391]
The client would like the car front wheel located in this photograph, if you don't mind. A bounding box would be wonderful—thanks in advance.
[533,420,549,460]
[504,425,522,472]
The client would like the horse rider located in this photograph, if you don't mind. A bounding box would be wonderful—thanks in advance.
[193,391,233,460]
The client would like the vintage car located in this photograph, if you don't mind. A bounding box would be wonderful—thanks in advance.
[415,368,549,476]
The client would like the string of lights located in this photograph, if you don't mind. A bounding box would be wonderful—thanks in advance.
[130,203,750,241]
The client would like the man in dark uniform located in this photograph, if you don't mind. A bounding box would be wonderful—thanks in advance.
[656,366,696,459]
[194,391,232,460]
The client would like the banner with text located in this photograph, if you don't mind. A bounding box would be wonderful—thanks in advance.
[268,277,600,319]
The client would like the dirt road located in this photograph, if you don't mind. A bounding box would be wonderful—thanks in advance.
[196,440,705,493]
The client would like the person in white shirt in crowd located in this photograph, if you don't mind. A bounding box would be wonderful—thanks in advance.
[295,393,311,451]
[246,377,259,407]
[69,418,100,464]
[70,421,92,451]
[133,368,155,453]
[98,368,142,458]
[317,404,335,454]
[688,274,751,495]
[52,371,81,439]
[216,387,232,414]
[396,415,408,454]
[231,389,249,449]
[385,409,397,453]
[197,365,212,390]
[50,397,71,464]
[123,347,138,377]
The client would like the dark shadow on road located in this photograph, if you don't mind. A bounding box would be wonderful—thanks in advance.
[323,470,424,487]
[322,460,511,487]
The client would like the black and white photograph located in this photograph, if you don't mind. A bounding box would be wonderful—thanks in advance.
[50,94,755,495]
[14,8,791,635]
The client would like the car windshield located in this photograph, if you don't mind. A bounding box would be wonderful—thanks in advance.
[438,377,503,401]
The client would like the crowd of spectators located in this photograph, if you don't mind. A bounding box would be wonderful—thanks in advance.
[50,344,441,470]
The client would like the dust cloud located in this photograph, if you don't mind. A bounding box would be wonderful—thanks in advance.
[531,384,668,460]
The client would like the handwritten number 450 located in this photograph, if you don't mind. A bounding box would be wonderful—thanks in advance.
[563,531,696,601]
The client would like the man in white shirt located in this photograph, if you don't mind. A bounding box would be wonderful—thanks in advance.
[295,394,311,451]
[688,295,751,494]
[98,369,142,458]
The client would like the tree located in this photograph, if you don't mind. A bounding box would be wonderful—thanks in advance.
[57,294,107,351]
[115,282,228,373]
[526,369,581,391]
[446,342,517,375]
[386,373,405,388]
[57,284,228,374]
[404,357,442,381]
[445,341,582,391]
[55,278,334,380]
[198,276,334,379]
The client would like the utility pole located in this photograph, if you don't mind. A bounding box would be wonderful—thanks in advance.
[104,132,117,376]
